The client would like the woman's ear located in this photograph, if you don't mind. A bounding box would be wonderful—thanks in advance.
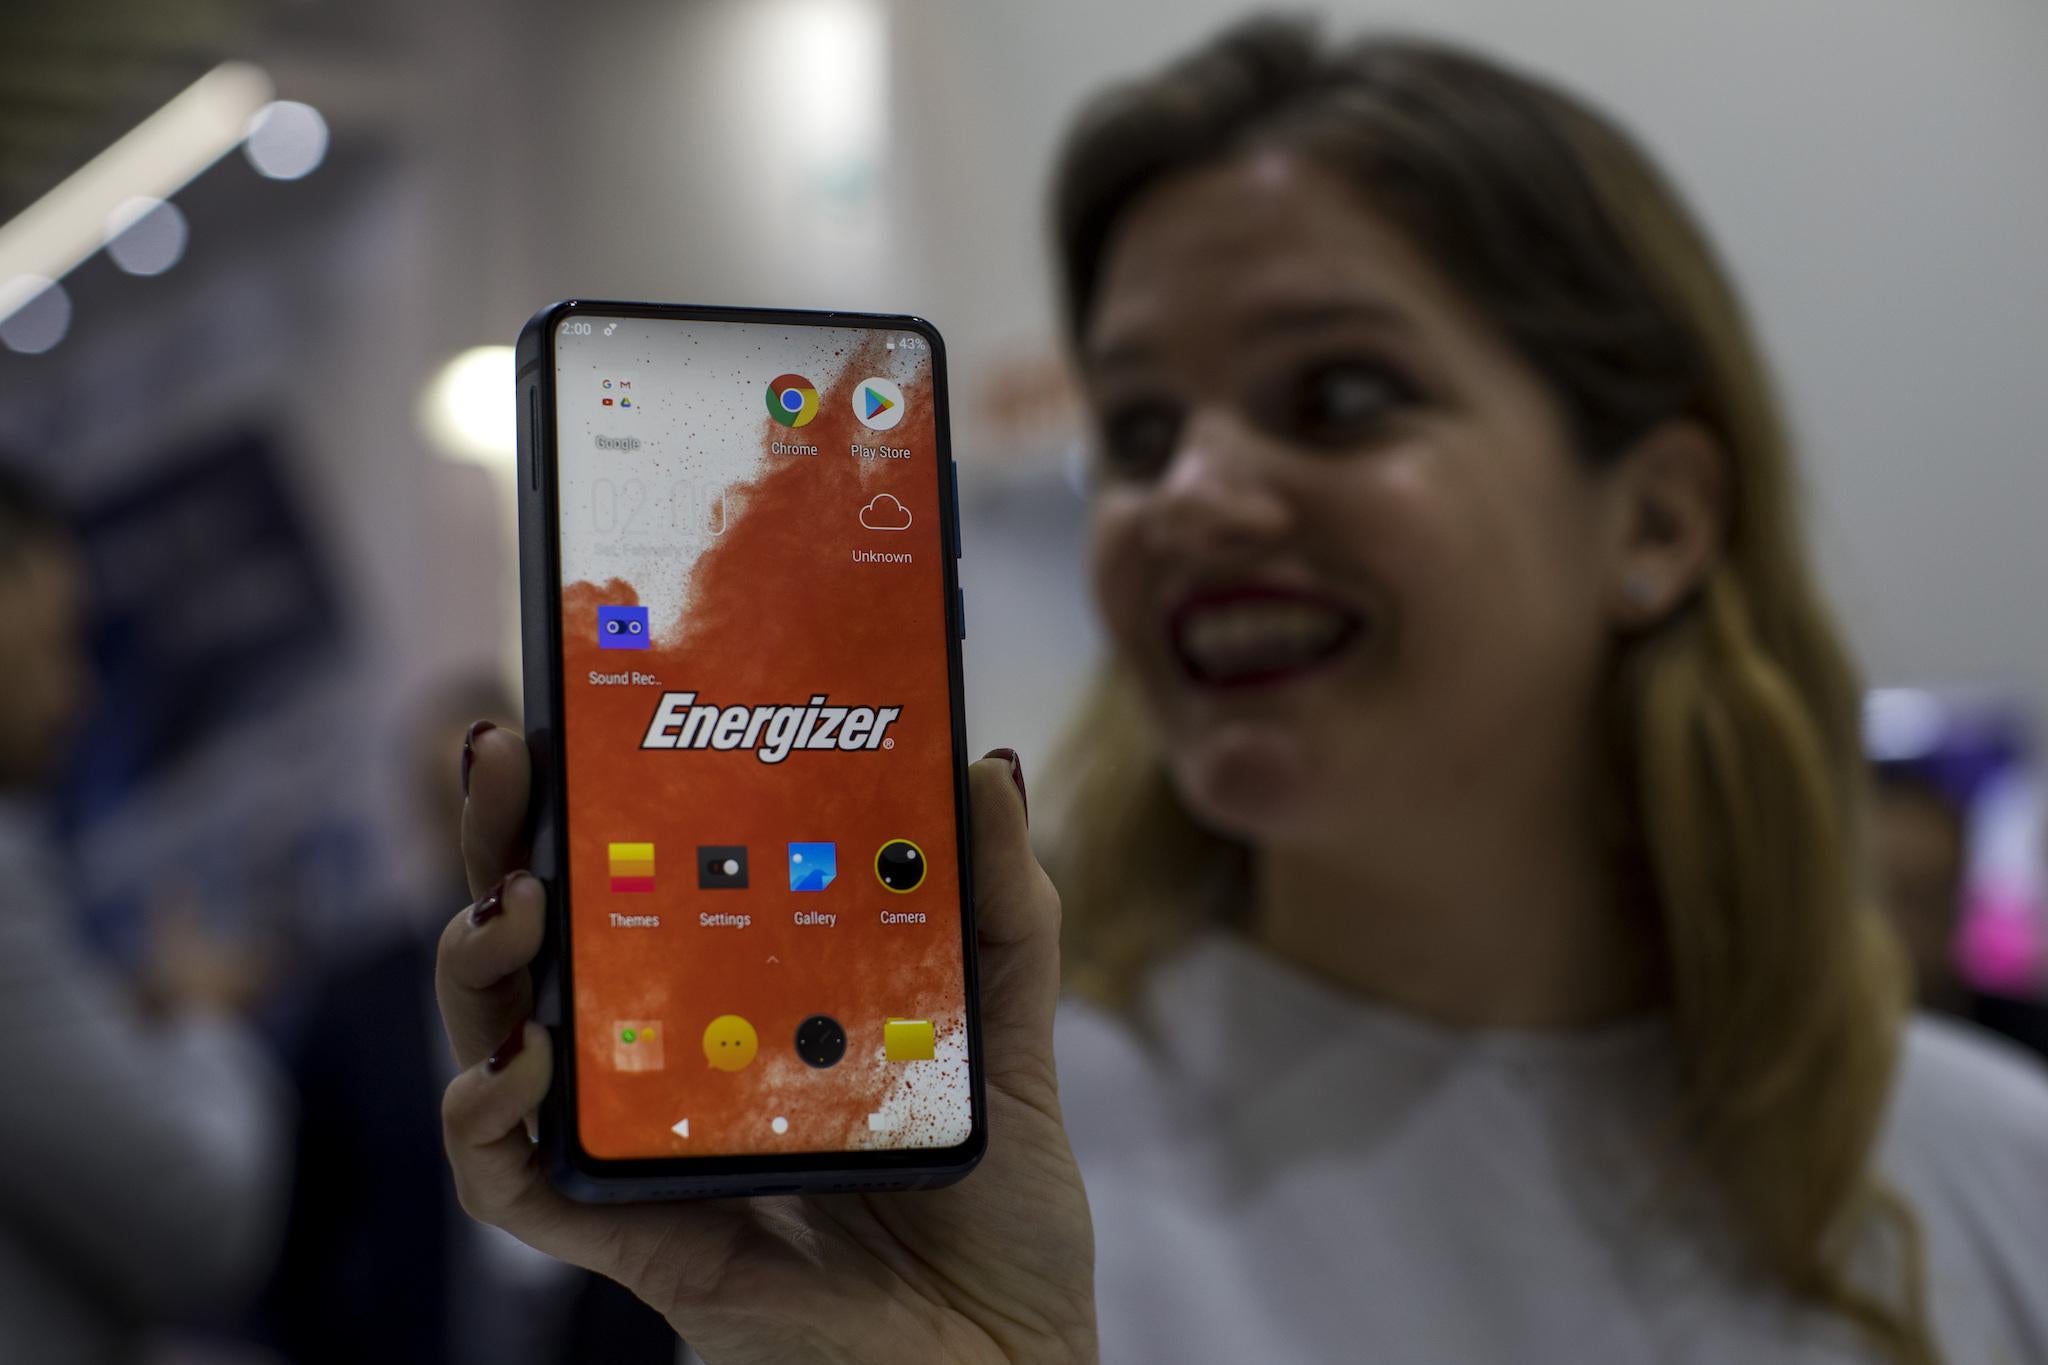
[1600,418,1729,630]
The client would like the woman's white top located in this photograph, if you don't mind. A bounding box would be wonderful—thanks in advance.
[1054,933,2048,1364]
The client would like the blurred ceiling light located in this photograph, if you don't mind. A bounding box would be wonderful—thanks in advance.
[0,277,72,355]
[105,197,189,276]
[0,62,273,326]
[244,101,329,181]
[755,0,884,177]
[422,346,517,468]
[1864,687,1947,761]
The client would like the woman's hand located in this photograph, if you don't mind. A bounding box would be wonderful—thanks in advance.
[436,726,1097,1364]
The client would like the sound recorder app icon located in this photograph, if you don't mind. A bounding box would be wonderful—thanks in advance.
[599,604,649,649]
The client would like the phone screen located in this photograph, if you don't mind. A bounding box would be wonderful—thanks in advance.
[549,312,970,1161]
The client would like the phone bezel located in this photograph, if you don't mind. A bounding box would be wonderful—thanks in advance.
[515,299,985,1200]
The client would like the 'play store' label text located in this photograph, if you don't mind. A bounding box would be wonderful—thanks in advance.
[851,442,911,460]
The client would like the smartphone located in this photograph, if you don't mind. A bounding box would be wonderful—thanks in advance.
[513,300,983,1200]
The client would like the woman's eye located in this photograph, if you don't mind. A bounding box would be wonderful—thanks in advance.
[1096,400,1184,480]
[1273,361,1412,448]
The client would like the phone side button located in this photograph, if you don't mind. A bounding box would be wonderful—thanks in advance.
[956,586,966,640]
[949,459,963,559]
[527,386,541,493]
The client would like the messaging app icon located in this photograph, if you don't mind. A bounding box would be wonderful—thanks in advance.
[702,1014,759,1071]
[852,376,906,431]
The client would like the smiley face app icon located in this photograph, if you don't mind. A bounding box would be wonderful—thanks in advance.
[874,839,926,893]
[702,1014,759,1071]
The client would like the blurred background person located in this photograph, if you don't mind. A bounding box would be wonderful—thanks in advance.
[0,462,290,1362]
[264,680,673,1365]
[1874,761,2048,1062]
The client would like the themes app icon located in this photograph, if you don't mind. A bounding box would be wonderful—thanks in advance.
[609,842,654,893]
[599,604,648,649]
[852,376,905,432]
[766,373,820,428]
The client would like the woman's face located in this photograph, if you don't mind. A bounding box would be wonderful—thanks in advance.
[1084,152,1622,847]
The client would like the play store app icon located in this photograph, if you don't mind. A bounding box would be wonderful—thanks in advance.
[852,376,906,432]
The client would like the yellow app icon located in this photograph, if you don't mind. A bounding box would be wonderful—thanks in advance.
[702,1014,759,1072]
[883,1017,935,1062]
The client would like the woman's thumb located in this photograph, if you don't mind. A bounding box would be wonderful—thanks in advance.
[967,750,1064,1109]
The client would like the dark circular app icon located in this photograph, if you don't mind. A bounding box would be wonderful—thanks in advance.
[794,1014,846,1069]
[875,839,926,894]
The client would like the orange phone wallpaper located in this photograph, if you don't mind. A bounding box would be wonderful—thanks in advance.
[554,326,969,1160]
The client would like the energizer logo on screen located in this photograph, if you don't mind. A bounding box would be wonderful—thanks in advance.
[639,693,903,763]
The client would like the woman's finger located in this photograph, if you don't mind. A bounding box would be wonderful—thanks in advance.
[442,1023,616,1265]
[462,724,533,899]
[966,750,1064,1109]
[436,870,545,1069]
[442,1021,751,1312]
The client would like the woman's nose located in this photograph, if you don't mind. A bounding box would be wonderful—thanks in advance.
[1146,416,1293,553]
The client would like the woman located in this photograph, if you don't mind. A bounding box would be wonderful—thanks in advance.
[438,19,2048,1364]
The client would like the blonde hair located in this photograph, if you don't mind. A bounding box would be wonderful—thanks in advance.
[1047,20,1931,1362]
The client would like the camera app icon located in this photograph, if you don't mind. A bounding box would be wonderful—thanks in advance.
[874,839,926,894]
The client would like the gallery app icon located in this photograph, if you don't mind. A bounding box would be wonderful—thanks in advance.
[766,373,820,428]
[852,376,906,432]
[884,1017,935,1062]
[611,1021,664,1071]
[788,842,836,892]
[598,604,649,649]
[609,842,654,893]
[698,845,749,889]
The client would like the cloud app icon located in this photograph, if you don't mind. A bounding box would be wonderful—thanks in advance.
[859,493,912,532]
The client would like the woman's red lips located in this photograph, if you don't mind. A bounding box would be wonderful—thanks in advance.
[1167,585,1365,688]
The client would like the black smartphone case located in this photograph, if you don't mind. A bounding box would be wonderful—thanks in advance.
[513,300,985,1201]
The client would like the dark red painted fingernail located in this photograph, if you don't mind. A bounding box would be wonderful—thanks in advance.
[460,719,495,797]
[468,870,527,927]
[487,1022,528,1073]
[986,747,1027,823]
